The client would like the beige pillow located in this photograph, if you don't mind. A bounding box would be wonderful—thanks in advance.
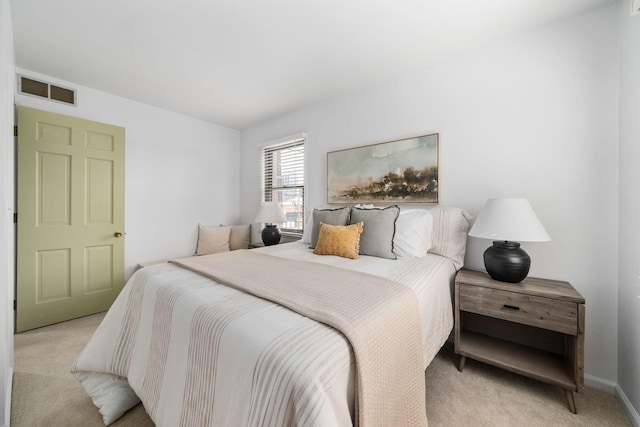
[313,222,364,259]
[228,224,251,250]
[196,224,231,255]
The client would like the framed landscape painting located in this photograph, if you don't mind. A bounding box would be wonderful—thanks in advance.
[327,133,438,204]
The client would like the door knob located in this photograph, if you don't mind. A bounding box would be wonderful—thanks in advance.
[114,231,123,238]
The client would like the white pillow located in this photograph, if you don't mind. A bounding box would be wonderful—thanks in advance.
[299,214,314,244]
[427,206,472,269]
[394,209,433,258]
[195,224,231,255]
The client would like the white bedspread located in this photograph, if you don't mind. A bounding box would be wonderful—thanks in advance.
[72,242,456,426]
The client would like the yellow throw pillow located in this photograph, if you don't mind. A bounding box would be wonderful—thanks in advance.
[313,221,364,259]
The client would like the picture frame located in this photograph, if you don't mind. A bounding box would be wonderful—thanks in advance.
[327,133,439,204]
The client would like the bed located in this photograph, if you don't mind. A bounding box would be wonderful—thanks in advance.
[72,206,470,426]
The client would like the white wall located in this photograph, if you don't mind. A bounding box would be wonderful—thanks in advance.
[240,4,620,385]
[618,0,640,423]
[0,0,15,425]
[15,69,241,279]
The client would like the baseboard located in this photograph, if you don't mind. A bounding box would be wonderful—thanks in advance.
[585,373,617,393]
[2,366,12,427]
[585,374,640,427]
[615,384,640,427]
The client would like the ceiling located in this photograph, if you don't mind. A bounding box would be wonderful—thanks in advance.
[10,0,613,130]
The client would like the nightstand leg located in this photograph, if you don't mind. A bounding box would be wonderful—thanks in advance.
[458,355,466,372]
[564,389,577,414]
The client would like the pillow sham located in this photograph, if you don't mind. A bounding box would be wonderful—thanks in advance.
[349,205,400,260]
[196,224,231,255]
[313,222,364,259]
[310,207,351,249]
[427,206,472,269]
[394,209,434,258]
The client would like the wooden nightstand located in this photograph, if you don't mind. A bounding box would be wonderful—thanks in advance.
[454,268,585,413]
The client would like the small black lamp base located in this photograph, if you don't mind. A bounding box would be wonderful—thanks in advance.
[484,241,531,283]
[261,224,281,246]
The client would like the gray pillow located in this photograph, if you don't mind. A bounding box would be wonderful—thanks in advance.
[349,205,400,259]
[310,207,351,248]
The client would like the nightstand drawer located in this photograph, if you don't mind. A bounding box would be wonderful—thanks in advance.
[459,284,578,335]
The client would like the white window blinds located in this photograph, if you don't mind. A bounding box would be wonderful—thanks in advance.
[261,136,305,235]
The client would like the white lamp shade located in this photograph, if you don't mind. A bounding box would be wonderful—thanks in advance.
[468,198,551,242]
[255,202,287,224]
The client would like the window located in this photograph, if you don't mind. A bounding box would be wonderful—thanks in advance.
[261,135,305,237]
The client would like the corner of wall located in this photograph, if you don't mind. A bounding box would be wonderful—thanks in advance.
[616,385,640,427]
[618,0,640,424]
[0,0,15,425]
[585,375,639,426]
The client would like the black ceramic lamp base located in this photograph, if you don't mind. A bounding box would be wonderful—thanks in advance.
[484,241,531,283]
[261,224,281,246]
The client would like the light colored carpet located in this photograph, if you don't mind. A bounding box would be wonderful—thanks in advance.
[11,312,632,427]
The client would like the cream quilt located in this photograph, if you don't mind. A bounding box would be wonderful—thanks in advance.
[72,244,456,426]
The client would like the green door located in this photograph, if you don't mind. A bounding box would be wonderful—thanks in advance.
[16,106,125,332]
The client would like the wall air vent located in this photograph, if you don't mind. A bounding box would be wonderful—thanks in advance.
[18,75,76,106]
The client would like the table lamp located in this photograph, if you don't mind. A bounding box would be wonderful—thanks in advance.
[468,198,551,283]
[255,202,287,246]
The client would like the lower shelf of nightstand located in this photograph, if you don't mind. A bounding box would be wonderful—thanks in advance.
[458,330,576,390]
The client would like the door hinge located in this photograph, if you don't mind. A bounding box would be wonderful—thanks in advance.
[13,300,16,311]
[13,212,17,223]
[14,126,17,137]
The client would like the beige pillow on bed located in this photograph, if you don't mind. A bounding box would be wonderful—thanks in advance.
[313,222,363,259]
[227,224,251,250]
[196,224,231,255]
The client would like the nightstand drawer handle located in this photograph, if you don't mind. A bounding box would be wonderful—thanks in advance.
[503,304,520,311]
